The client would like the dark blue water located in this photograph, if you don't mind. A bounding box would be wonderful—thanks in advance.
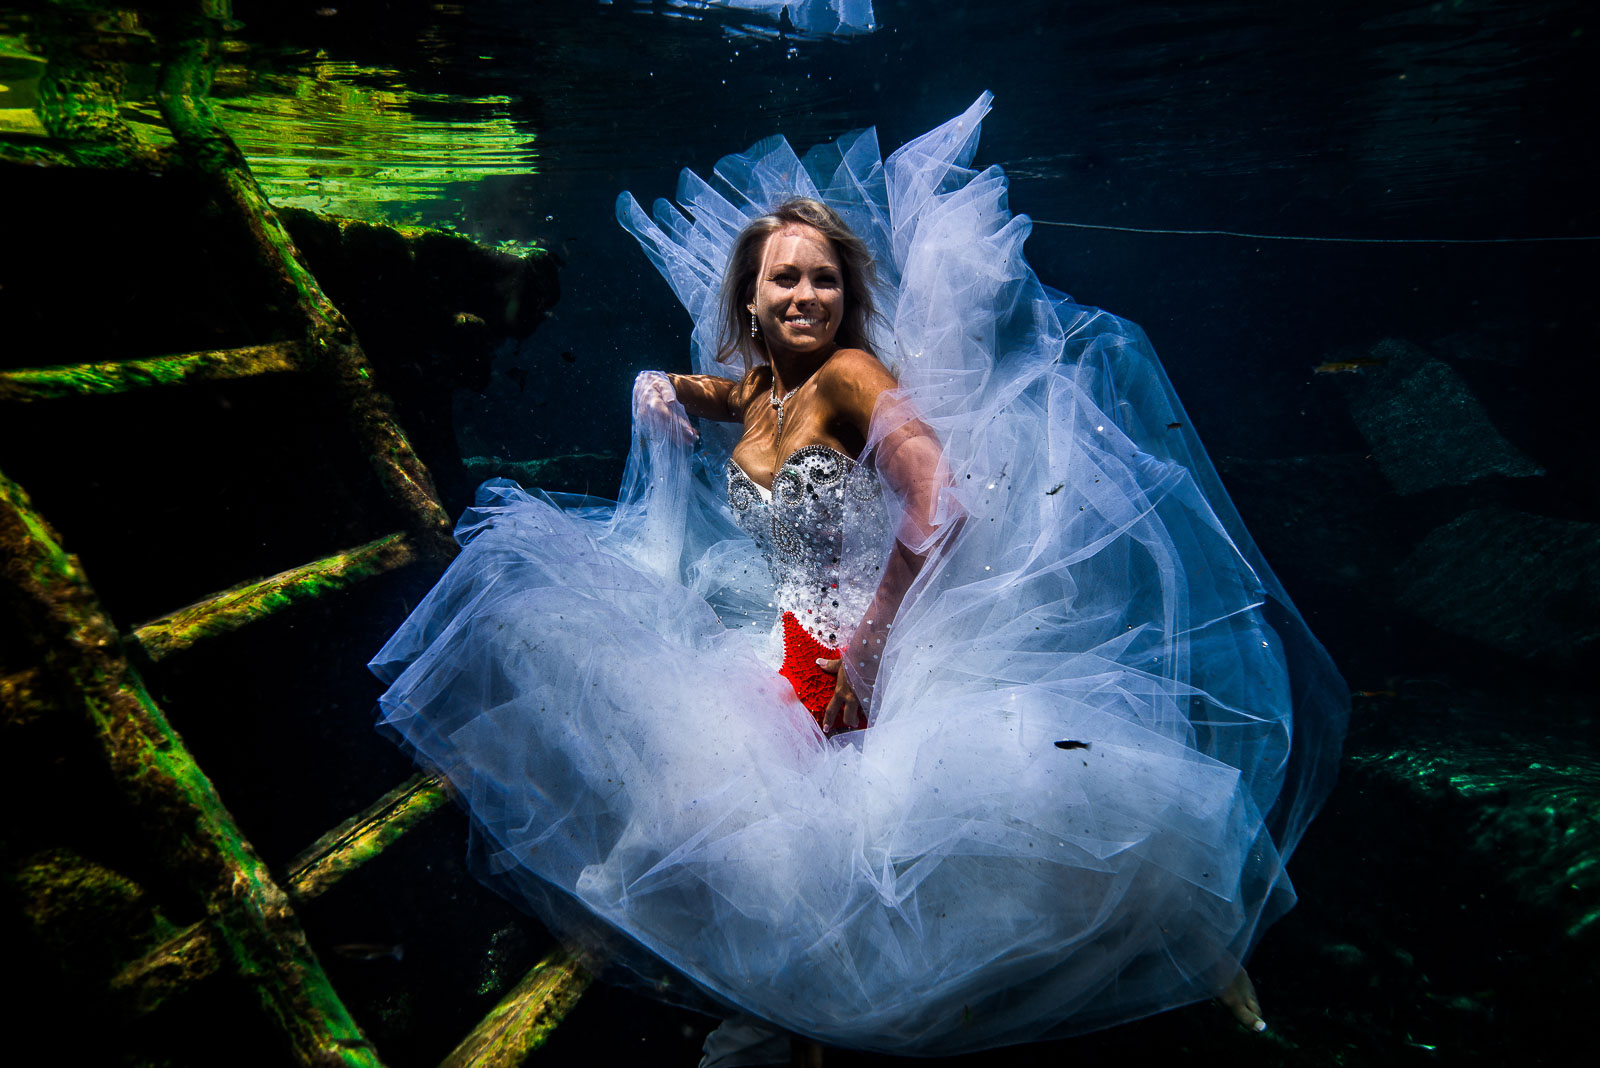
[215,0,1596,488]
[207,0,1597,686]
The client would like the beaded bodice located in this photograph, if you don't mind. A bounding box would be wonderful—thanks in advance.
[726,444,892,649]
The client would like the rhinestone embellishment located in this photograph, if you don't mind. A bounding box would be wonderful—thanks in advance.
[725,444,892,650]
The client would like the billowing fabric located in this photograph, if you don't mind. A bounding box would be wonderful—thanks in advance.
[371,93,1347,1054]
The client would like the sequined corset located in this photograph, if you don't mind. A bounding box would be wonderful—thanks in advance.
[726,444,892,648]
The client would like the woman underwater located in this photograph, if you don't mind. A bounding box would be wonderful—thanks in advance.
[370,94,1348,1057]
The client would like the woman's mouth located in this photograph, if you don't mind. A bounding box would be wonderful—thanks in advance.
[787,316,822,328]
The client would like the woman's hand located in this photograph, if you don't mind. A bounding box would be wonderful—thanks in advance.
[816,657,863,735]
[632,370,698,444]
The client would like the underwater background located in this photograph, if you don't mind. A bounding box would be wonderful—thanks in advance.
[0,0,1595,1065]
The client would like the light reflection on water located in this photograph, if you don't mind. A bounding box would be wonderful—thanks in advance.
[202,59,534,221]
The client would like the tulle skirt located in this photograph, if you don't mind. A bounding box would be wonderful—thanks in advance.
[371,94,1347,1054]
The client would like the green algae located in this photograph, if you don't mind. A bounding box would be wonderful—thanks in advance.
[1349,730,1600,944]
[0,5,581,1061]
[2,460,382,1066]
[16,847,184,977]
[283,772,450,902]
[0,343,301,401]
[129,531,419,662]
[442,948,592,1068]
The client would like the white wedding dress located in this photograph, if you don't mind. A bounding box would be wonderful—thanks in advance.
[370,94,1347,1054]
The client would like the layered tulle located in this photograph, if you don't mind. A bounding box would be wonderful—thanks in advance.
[372,94,1347,1053]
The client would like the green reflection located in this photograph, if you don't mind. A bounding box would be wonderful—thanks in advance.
[1,21,539,232]
[168,55,537,224]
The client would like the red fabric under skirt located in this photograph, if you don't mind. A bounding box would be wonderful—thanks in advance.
[776,610,865,733]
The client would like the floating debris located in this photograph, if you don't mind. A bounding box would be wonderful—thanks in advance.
[1313,356,1387,374]
[333,943,405,963]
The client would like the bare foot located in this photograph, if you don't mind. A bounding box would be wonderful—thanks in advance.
[1220,968,1266,1032]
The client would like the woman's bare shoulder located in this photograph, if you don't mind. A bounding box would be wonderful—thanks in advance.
[821,346,892,377]
[818,348,897,395]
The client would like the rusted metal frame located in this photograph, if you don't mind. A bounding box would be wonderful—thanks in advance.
[151,11,455,561]
[0,341,303,402]
[283,772,453,903]
[0,468,382,1066]
[441,948,594,1068]
[127,531,419,663]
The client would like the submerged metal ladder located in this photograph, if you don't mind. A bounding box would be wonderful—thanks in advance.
[0,4,588,1064]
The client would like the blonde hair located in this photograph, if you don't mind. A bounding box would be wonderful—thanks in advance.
[715,197,881,368]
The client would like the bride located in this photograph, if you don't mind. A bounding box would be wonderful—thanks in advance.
[370,93,1345,1057]
[636,192,944,738]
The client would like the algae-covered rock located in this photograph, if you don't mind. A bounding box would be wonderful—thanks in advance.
[279,207,556,350]
[15,847,182,979]
[1343,338,1543,495]
[1346,709,1600,947]
[1394,507,1600,664]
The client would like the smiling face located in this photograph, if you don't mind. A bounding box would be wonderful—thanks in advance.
[747,224,845,363]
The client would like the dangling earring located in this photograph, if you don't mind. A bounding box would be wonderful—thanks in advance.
[749,312,759,338]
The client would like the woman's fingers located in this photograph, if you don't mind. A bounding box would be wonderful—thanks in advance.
[817,658,859,734]
[822,690,842,733]
[665,413,697,443]
[635,375,698,443]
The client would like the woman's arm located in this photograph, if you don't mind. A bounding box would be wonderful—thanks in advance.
[634,371,742,444]
[813,352,954,732]
[666,373,739,422]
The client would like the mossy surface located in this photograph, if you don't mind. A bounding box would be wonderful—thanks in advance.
[130,531,417,661]
[284,773,450,902]
[0,343,301,401]
[15,847,184,977]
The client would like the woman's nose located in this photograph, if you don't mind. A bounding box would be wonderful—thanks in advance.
[794,276,816,302]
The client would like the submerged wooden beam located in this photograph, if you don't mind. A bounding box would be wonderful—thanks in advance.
[152,21,455,562]
[0,466,382,1066]
[114,771,451,1015]
[111,920,222,1017]
[0,135,162,170]
[0,342,303,402]
[285,773,452,902]
[129,532,418,662]
[440,948,593,1068]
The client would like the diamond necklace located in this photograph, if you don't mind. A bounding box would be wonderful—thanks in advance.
[770,381,801,439]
